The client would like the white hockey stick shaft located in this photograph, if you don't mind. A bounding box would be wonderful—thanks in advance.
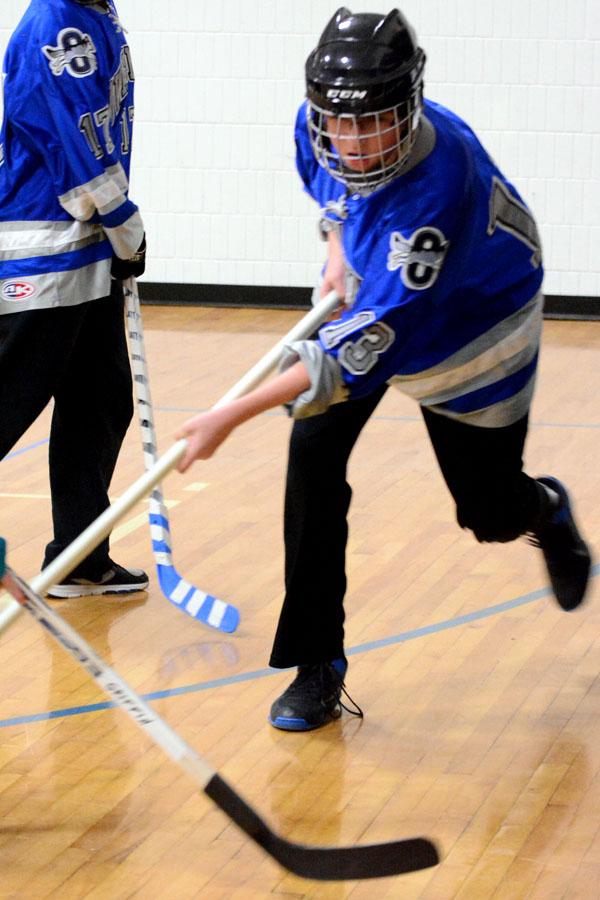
[125,279,174,549]
[1,560,216,783]
[0,290,341,635]
[0,442,186,633]
[214,290,341,407]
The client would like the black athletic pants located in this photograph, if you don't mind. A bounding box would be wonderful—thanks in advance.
[269,386,548,668]
[0,281,133,575]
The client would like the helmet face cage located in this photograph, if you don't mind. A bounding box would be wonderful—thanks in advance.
[307,79,423,196]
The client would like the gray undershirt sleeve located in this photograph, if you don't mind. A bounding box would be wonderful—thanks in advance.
[279,340,349,418]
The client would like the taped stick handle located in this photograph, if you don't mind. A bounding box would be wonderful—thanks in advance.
[0,291,340,634]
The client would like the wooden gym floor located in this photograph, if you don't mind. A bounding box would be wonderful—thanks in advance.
[0,306,599,899]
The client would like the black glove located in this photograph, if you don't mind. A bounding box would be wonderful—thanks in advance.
[111,235,146,280]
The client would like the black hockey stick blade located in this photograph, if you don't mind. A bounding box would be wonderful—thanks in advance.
[0,539,438,881]
[205,774,440,881]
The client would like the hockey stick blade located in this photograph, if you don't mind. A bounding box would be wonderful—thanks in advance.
[0,538,440,882]
[205,773,439,880]
[155,554,239,633]
[125,279,240,633]
[125,279,342,634]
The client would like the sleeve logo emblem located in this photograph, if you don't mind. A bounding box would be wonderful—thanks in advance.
[387,226,449,290]
[42,28,98,79]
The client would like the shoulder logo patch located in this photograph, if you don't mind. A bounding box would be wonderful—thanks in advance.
[387,227,449,290]
[42,28,98,79]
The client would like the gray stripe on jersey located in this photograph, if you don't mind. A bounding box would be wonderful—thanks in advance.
[389,292,543,404]
[97,194,125,216]
[103,209,144,260]
[59,164,128,204]
[59,172,114,205]
[0,220,79,232]
[397,292,542,383]
[59,164,129,220]
[0,220,103,253]
[0,231,106,261]
[105,162,129,191]
[427,375,537,428]
[0,258,111,314]
[410,339,539,408]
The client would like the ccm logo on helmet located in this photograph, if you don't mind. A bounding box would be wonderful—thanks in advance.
[1,281,37,302]
[326,89,368,100]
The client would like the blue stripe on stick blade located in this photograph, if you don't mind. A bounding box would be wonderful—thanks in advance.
[152,540,172,554]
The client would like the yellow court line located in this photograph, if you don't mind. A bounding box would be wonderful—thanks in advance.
[147,498,179,509]
[0,497,188,616]
[0,494,181,507]
[0,493,51,500]
[111,499,179,540]
[183,482,209,492]
[0,500,182,613]
[1,495,189,562]
[111,511,155,541]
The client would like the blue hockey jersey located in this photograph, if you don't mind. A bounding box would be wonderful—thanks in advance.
[287,99,545,427]
[0,0,143,314]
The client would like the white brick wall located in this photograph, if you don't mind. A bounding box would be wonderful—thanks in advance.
[2,1,599,296]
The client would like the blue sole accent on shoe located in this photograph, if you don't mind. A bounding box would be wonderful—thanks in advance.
[268,715,319,732]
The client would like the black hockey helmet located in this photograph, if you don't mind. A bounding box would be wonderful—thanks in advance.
[305,8,426,194]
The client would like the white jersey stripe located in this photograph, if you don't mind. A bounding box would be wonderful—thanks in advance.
[0,220,104,254]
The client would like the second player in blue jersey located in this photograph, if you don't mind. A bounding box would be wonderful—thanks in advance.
[0,0,149,597]
[176,7,592,731]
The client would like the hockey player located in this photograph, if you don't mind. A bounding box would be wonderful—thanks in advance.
[176,8,592,729]
[0,0,148,597]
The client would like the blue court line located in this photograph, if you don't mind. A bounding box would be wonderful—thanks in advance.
[2,438,49,461]
[2,418,599,469]
[2,566,598,730]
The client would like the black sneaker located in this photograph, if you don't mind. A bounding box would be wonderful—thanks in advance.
[47,561,149,599]
[530,477,591,611]
[269,661,363,731]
